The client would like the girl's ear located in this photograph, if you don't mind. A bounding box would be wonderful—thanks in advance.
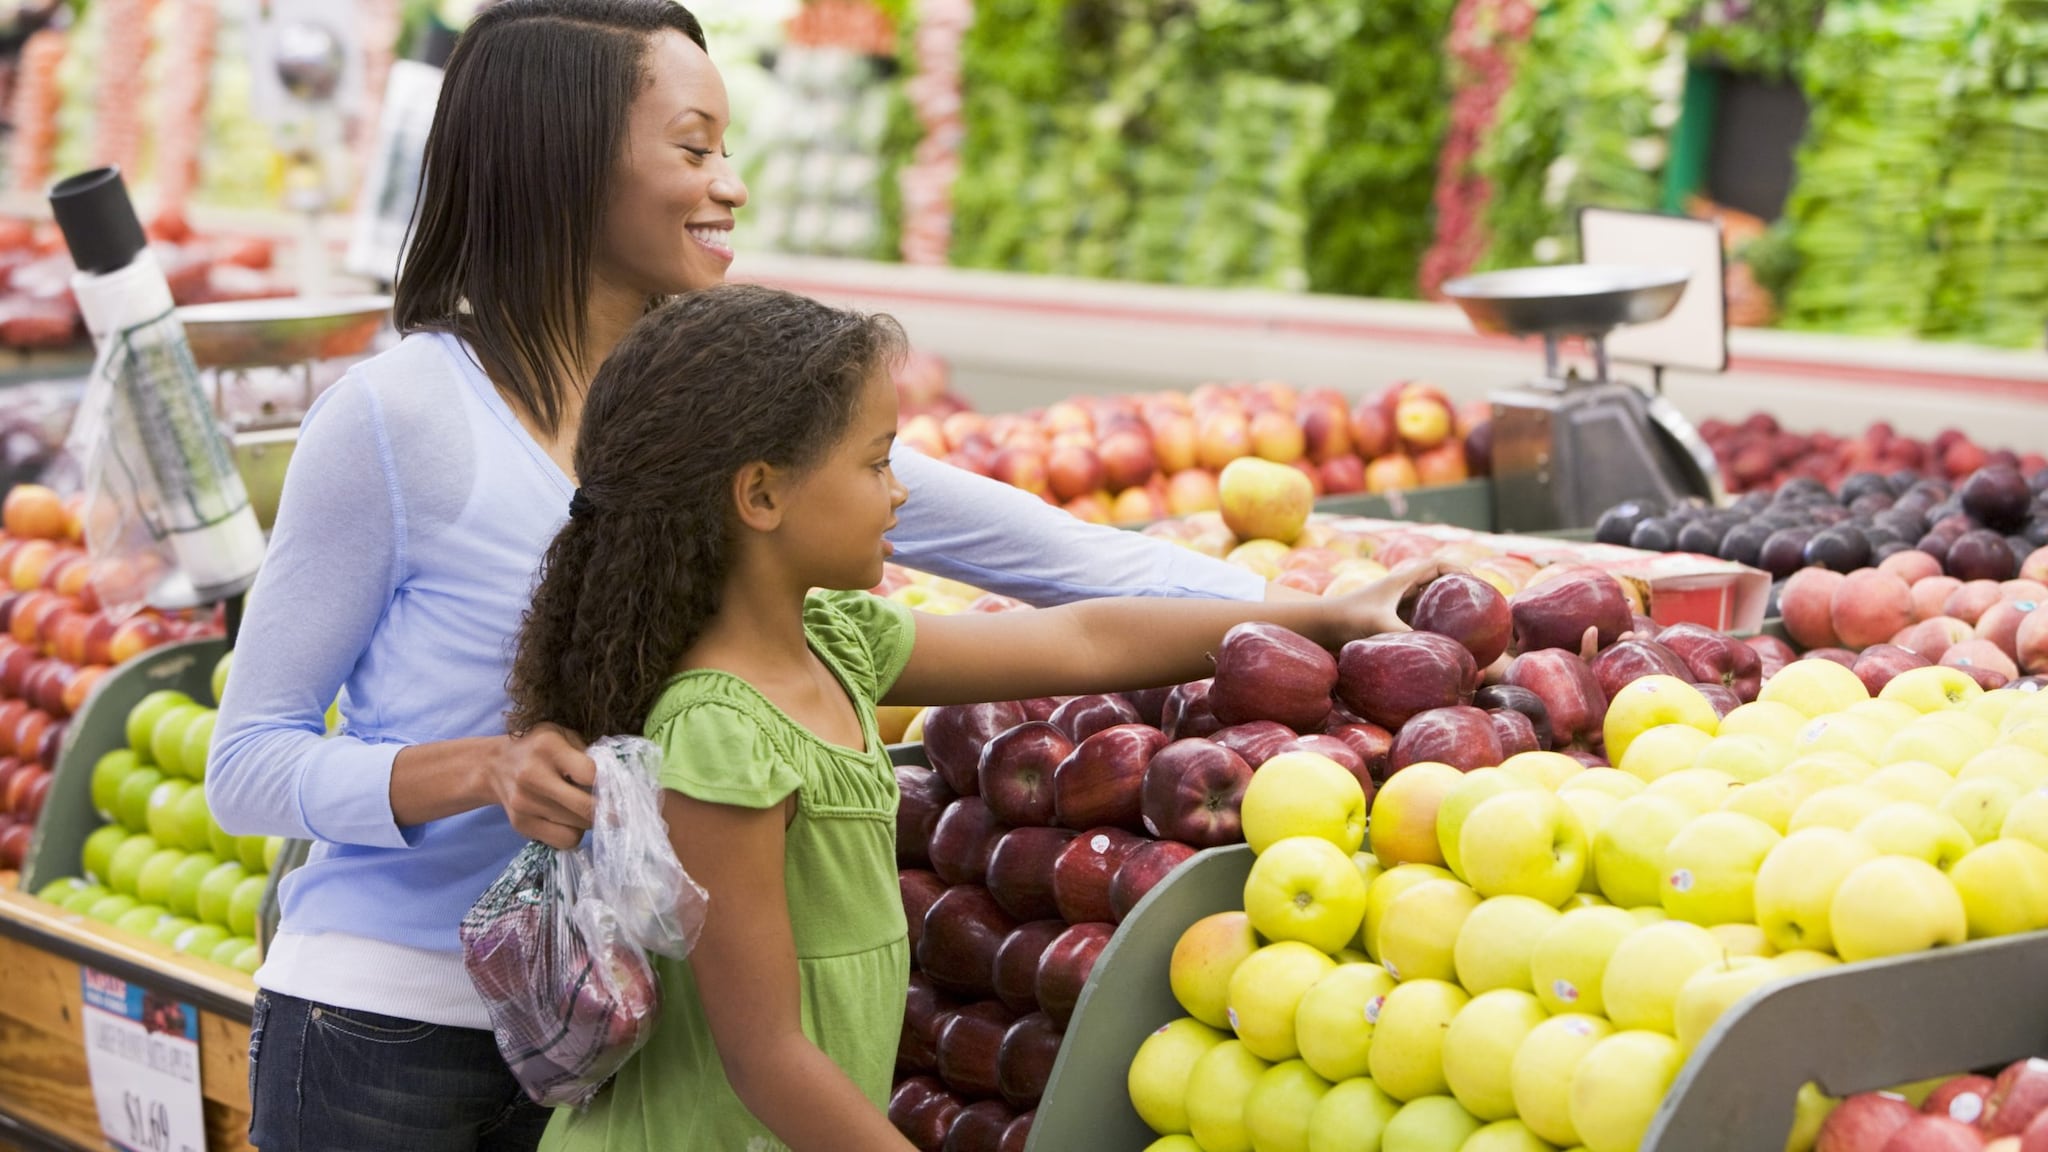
[732,461,786,533]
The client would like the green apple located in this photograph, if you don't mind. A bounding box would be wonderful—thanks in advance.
[1592,794,1693,908]
[1694,734,1791,784]
[210,935,255,968]
[1295,963,1396,1083]
[165,852,220,919]
[1227,942,1336,1063]
[1949,839,2048,938]
[1306,1077,1399,1152]
[2007,790,2048,853]
[1378,878,1480,984]
[207,815,237,862]
[1852,803,1974,871]
[1363,864,1456,960]
[1353,852,1384,897]
[81,824,130,883]
[1708,922,1773,958]
[1371,762,1464,869]
[174,923,231,958]
[1568,1030,1683,1152]
[1458,789,1586,907]
[1605,677,1719,767]
[1660,811,1782,926]
[1435,768,1541,879]
[126,690,193,760]
[1498,750,1587,790]
[1784,1082,1838,1152]
[1366,979,1469,1102]
[1829,855,1966,963]
[1787,786,1892,834]
[1879,665,1984,713]
[169,786,213,853]
[90,749,139,820]
[88,894,140,923]
[1128,1017,1228,1135]
[144,779,193,847]
[1380,1095,1482,1152]
[1454,895,1560,995]
[1246,836,1368,955]
[1441,988,1546,1121]
[1559,789,1622,894]
[148,914,197,947]
[232,945,262,974]
[237,835,269,873]
[1782,753,1876,792]
[60,883,111,913]
[1673,955,1781,1053]
[1530,905,1640,1017]
[35,876,90,905]
[1601,919,1722,1035]
[114,903,168,937]
[1186,1040,1270,1152]
[1758,659,1870,719]
[228,875,266,937]
[1960,745,2048,790]
[1514,1014,1617,1145]
[106,834,161,896]
[1461,1120,1558,1152]
[180,711,217,782]
[114,767,165,834]
[211,652,232,706]
[1557,767,1645,800]
[1242,751,1368,855]
[1643,768,1742,816]
[150,705,206,779]
[1863,761,1955,807]
[134,848,186,908]
[1172,911,1261,1030]
[1615,723,1715,784]
[1717,700,1809,746]
[196,861,248,928]
[1244,1060,1332,1152]
[1846,698,1919,735]
[1938,777,2019,846]
[1717,775,1809,834]
[262,836,285,873]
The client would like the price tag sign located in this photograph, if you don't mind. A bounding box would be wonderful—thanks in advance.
[80,968,207,1152]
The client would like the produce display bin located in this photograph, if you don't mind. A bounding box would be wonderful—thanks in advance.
[1313,479,1494,530]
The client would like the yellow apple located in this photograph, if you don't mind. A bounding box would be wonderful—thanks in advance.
[1963,745,2048,790]
[1173,911,1262,1029]
[1616,724,1716,783]
[1883,713,1998,775]
[1295,963,1397,1083]
[1220,456,1315,545]
[1129,1018,1229,1135]
[2004,720,2048,759]
[1950,839,2048,938]
[1511,1013,1616,1146]
[1228,942,1339,1063]
[1863,761,1955,807]
[1557,767,1645,800]
[1458,790,1588,907]
[1643,768,1743,815]
[1354,852,1385,895]
[1186,1039,1272,1152]
[1569,1030,1684,1152]
[1530,905,1638,1016]
[1367,978,1471,1101]
[1306,1077,1400,1152]
[1785,1082,1838,1152]
[1244,1059,1333,1152]
[1772,949,1842,977]
[1788,785,1893,834]
[1371,762,1465,868]
[1364,863,1456,960]
[1442,988,1548,1121]
[1879,665,1985,713]
[2002,788,2048,853]
[1660,811,1783,926]
[1782,752,1876,791]
[1853,803,1974,870]
[1792,713,1891,764]
[1972,688,2037,730]
[1673,955,1781,1053]
[1144,1138,1201,1152]
[1695,734,1793,784]
[1605,677,1719,767]
[1630,905,1670,925]
[1379,878,1482,984]
[1759,659,1870,718]
[1718,700,1810,746]
[1709,922,1774,958]
[1246,835,1370,955]
[1244,752,1369,855]
[1592,794,1694,908]
[1754,826,1879,954]
[1334,947,1370,966]
[1454,895,1562,995]
[1461,1119,1558,1152]
[1381,1095,1482,1152]
[1559,789,1623,893]
[1829,855,1967,963]
[1500,750,1587,790]
[1845,699,1920,737]
[1602,919,1722,1034]
[1939,777,2021,846]
[1719,775,1812,834]
[1436,768,1543,879]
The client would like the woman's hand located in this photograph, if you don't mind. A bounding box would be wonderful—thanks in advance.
[483,724,596,849]
[1327,559,1459,642]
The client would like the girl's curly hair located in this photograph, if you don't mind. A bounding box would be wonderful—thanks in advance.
[507,284,905,738]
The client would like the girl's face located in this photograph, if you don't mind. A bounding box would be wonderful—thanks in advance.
[780,370,908,592]
[594,31,748,300]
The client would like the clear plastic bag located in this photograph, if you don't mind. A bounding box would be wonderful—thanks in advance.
[460,736,710,1108]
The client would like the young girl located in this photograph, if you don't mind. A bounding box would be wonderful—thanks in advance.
[506,285,1441,1152]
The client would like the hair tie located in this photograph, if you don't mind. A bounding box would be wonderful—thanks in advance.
[568,488,595,521]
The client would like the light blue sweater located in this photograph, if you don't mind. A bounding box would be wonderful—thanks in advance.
[209,331,1263,1027]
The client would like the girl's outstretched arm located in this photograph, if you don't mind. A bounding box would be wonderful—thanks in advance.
[884,560,1451,707]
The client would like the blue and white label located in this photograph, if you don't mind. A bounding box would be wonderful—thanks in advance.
[80,968,205,1152]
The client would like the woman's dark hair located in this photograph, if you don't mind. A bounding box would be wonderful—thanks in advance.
[508,284,906,738]
[394,0,708,437]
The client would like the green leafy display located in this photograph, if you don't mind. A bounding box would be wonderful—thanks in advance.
[1682,0,1830,77]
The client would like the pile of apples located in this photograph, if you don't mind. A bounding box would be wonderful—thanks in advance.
[897,380,1487,526]
[1698,413,2041,496]
[1819,1059,2048,1151]
[1779,547,2048,690]
[895,349,975,424]
[33,653,278,974]
[0,484,202,871]
[1128,658,2048,1152]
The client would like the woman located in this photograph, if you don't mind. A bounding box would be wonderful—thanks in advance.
[209,3,1274,1150]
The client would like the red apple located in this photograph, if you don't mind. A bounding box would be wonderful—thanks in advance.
[1695,683,1742,718]
[1489,709,1541,757]
[898,765,959,870]
[996,1013,1063,1110]
[1110,840,1196,921]
[1590,638,1692,701]
[943,1100,1016,1152]
[1163,679,1223,741]
[1052,828,1141,924]
[931,798,1013,888]
[1324,722,1395,782]
[0,820,27,869]
[1509,568,1632,656]
[890,1076,965,1152]
[1853,644,1933,696]
[1658,623,1765,702]
[902,870,949,956]
[1120,687,1173,729]
[992,920,1066,1015]
[1472,685,1553,751]
[1098,428,1158,492]
[1285,735,1372,797]
[1320,455,1367,495]
[999,1112,1032,1152]
[936,1000,1016,1100]
[986,827,1076,922]
[1209,622,1339,731]
[1036,922,1113,1028]
[1016,698,1062,723]
[1504,649,1608,752]
[1047,444,1105,503]
[1924,1076,1995,1125]
[1390,705,1504,773]
[1819,1093,1919,1152]
[978,722,1074,827]
[1805,648,1861,668]
[926,702,1031,796]
[1412,573,1513,667]
[1052,725,1166,832]
[1336,632,1477,730]
[1212,721,1297,768]
[1746,634,1798,680]
[1986,1059,2048,1138]
[918,886,1019,1000]
[1140,739,1252,848]
[1879,1116,1987,1152]
[1048,694,1143,744]
[899,972,961,1076]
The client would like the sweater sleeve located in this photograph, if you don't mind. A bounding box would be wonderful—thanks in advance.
[885,446,1268,607]
[208,376,418,849]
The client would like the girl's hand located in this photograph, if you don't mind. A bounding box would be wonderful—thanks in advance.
[1329,559,1460,642]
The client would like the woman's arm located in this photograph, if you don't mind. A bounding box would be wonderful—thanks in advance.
[886,448,1269,606]
[664,792,915,1152]
[884,560,1446,707]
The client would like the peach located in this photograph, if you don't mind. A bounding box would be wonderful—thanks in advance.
[1195,411,1252,471]
[1879,550,1943,585]
[60,665,106,716]
[1363,454,1419,494]
[61,493,85,543]
[1942,639,2019,685]
[2023,547,2048,585]
[1945,579,2006,626]
[2,484,67,540]
[9,592,56,648]
[1043,400,1094,437]
[1290,459,1324,497]
[1109,486,1165,525]
[7,539,56,593]
[1097,428,1158,492]
[990,449,1049,498]
[2018,609,2048,675]
[1978,598,2044,664]
[1271,567,1332,595]
[1319,455,1367,495]
[898,414,948,458]
[1830,569,1914,650]
[1349,400,1394,459]
[1394,394,1452,450]
[1046,444,1105,503]
[107,615,169,665]
[1892,615,1976,662]
[2004,580,2048,602]
[45,553,90,598]
[1062,493,1113,525]
[1249,409,1306,465]
[1300,400,1353,465]
[1165,470,1220,516]
[1911,575,1964,623]
[1781,567,1847,650]
[1151,416,1197,475]
[1413,442,1470,486]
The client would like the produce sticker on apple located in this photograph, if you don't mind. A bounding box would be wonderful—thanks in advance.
[80,967,205,1152]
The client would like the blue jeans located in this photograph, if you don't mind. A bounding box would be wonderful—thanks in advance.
[247,991,552,1152]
